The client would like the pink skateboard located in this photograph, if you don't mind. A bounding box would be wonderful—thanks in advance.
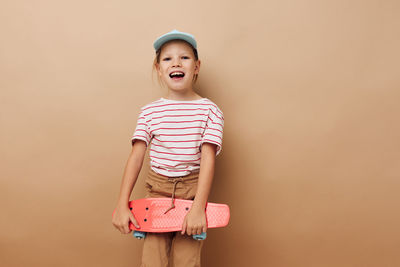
[121,198,230,240]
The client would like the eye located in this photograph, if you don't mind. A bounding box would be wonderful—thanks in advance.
[182,56,190,59]
[162,57,171,61]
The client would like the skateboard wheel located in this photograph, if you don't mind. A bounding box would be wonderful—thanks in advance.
[133,231,146,240]
[193,232,207,240]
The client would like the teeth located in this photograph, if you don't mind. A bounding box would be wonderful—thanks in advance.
[169,71,185,79]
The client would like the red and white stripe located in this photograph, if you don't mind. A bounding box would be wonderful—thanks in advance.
[131,98,224,177]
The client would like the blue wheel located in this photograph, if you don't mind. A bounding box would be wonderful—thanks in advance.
[133,231,147,239]
[193,232,207,240]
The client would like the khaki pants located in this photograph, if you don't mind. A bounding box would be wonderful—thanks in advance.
[140,168,204,267]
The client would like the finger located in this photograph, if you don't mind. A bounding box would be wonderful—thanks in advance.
[181,219,187,235]
[113,218,126,233]
[118,225,125,234]
[112,218,122,229]
[186,224,191,236]
[187,226,193,236]
[112,220,118,229]
[130,215,140,229]
[123,218,132,234]
[114,221,122,232]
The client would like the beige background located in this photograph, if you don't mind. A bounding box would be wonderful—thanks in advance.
[1,0,400,266]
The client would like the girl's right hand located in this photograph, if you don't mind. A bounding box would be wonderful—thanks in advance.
[112,204,140,234]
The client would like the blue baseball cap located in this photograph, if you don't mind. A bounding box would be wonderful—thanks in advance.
[153,29,197,51]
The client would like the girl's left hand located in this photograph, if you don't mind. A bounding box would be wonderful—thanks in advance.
[181,206,207,236]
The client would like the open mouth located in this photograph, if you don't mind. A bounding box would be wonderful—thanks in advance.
[169,71,185,80]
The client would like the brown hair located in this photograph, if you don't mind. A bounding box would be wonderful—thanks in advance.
[152,40,199,87]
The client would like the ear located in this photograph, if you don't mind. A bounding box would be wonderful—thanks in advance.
[155,63,162,76]
[194,60,201,74]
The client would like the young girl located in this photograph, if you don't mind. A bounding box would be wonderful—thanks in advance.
[112,29,224,267]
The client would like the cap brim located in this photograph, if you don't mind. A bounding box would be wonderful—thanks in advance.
[153,33,197,51]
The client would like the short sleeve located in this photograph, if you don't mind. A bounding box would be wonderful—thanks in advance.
[131,108,151,146]
[199,106,224,156]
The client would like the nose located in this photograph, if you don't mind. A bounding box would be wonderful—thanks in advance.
[172,57,181,67]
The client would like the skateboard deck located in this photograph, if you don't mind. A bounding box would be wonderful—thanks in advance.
[127,198,230,233]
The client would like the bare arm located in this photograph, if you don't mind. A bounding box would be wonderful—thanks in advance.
[116,140,147,204]
[112,140,147,234]
[182,142,217,235]
[193,143,216,209]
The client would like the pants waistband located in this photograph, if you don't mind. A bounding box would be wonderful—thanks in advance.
[147,167,200,213]
[148,168,200,184]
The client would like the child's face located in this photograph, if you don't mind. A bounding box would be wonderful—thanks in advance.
[156,40,200,92]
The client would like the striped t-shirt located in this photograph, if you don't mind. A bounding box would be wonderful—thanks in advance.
[131,97,224,177]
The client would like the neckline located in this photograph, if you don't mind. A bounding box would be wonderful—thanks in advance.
[161,97,207,102]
